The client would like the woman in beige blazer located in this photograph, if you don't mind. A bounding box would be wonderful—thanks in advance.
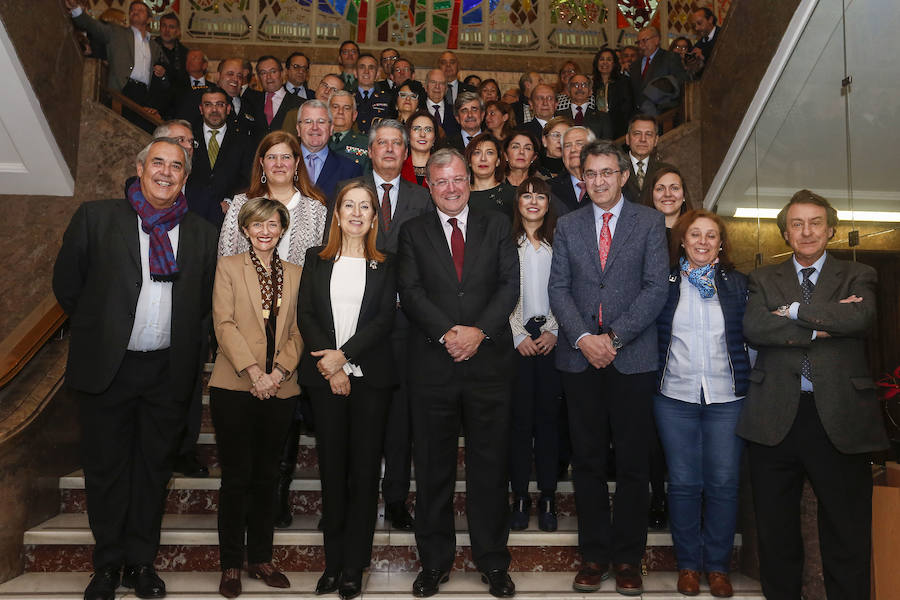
[209,198,303,598]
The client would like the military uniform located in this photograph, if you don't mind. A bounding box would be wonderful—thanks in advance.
[355,87,391,135]
[329,130,371,171]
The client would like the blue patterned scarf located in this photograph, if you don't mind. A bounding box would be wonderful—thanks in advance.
[127,179,187,281]
[680,256,717,298]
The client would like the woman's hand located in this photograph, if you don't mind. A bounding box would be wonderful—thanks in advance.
[535,331,558,355]
[253,372,281,399]
[328,370,351,396]
[311,349,348,379]
[516,337,539,357]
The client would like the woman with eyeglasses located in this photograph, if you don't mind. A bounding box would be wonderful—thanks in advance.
[503,130,540,188]
[465,132,515,220]
[392,80,423,124]
[537,116,573,178]
[401,110,443,187]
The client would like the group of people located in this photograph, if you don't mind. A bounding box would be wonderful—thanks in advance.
[56,3,887,600]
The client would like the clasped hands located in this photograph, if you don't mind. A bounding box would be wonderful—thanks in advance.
[517,331,557,357]
[444,325,485,362]
[311,349,351,396]
[577,333,617,369]
[245,364,282,399]
[771,294,862,339]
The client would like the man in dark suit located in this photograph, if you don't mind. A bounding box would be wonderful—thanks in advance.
[555,75,613,141]
[377,47,400,92]
[438,51,476,106]
[738,190,889,600]
[548,126,596,213]
[186,86,253,228]
[215,57,260,140]
[53,138,218,600]
[354,53,391,134]
[424,69,460,138]
[630,27,687,113]
[296,99,362,209]
[152,12,189,92]
[442,92,484,153]
[525,84,558,150]
[398,148,518,598]
[548,140,668,595]
[691,7,719,63]
[284,51,315,100]
[621,114,660,203]
[246,55,304,135]
[511,71,542,126]
[172,49,209,121]
[340,120,433,532]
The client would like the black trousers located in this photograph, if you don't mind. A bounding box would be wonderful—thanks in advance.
[209,387,293,569]
[562,366,655,565]
[748,392,873,600]
[382,315,412,505]
[76,349,184,569]
[509,350,562,496]
[412,375,512,572]
[177,319,211,459]
[311,380,390,571]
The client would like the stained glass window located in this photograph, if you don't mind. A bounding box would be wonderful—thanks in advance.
[256,0,314,42]
[375,0,427,45]
[488,0,539,50]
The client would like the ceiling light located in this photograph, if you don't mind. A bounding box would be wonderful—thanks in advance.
[733,208,900,222]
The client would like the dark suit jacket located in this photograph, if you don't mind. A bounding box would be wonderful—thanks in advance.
[694,28,718,62]
[594,77,635,138]
[629,49,687,107]
[245,89,305,135]
[172,82,209,122]
[554,107,613,140]
[427,99,460,137]
[224,90,262,142]
[52,198,218,400]
[397,207,519,386]
[622,152,661,203]
[298,247,398,389]
[72,12,165,92]
[549,172,584,214]
[524,119,547,149]
[548,198,668,374]
[314,149,363,210]
[737,254,889,454]
[186,122,253,228]
[284,83,314,101]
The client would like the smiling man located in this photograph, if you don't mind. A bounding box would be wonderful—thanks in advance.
[53,138,218,600]
[443,91,483,152]
[247,54,304,134]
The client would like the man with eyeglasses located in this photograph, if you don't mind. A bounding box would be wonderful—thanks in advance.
[629,26,687,113]
[443,91,483,153]
[378,48,400,89]
[284,51,314,100]
[398,148,519,599]
[549,140,667,597]
[556,75,612,142]
[337,40,360,90]
[525,83,559,150]
[282,74,345,135]
[548,126,596,213]
[424,69,460,138]
[355,53,391,135]
[245,55,304,135]
[327,90,370,170]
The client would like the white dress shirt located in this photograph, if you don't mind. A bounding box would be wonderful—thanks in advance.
[630,153,649,177]
[514,241,556,348]
[128,217,179,351]
[431,101,445,123]
[203,122,227,148]
[266,87,287,118]
[71,7,153,86]
[373,171,401,215]
[190,76,207,87]
[570,103,590,119]
[436,204,469,249]
[330,256,366,377]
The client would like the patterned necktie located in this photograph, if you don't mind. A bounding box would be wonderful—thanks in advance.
[380,183,393,231]
[208,129,220,168]
[636,160,645,189]
[574,105,584,125]
[305,153,318,183]
[433,104,441,121]
[576,181,586,203]
[800,267,816,383]
[264,92,274,125]
[448,217,464,281]
[597,212,613,328]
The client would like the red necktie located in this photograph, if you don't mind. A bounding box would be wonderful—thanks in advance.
[576,181,586,203]
[380,183,393,231]
[574,105,584,125]
[641,56,651,79]
[264,92,274,124]
[597,212,613,327]
[448,217,464,281]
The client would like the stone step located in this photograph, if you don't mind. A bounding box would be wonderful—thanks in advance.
[0,571,764,599]
[59,471,582,516]
[22,514,742,573]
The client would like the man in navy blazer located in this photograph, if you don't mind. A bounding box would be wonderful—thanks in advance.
[296,100,362,211]
[548,140,668,595]
[424,69,460,138]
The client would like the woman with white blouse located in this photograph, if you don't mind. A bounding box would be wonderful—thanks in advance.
[298,181,397,600]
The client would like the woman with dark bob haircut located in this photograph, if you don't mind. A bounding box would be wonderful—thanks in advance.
[653,209,750,598]
[465,132,516,220]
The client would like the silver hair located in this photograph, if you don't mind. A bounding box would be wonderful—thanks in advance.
[152,119,192,138]
[368,119,409,148]
[580,140,629,173]
[329,89,357,112]
[425,147,468,184]
[562,125,597,146]
[299,98,333,123]
[136,137,192,177]
[453,91,483,115]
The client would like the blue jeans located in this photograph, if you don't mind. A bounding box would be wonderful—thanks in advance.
[653,393,744,572]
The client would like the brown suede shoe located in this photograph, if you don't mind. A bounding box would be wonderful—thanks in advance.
[572,561,609,592]
[707,571,733,598]
[218,568,242,598]
[248,562,290,588]
[676,569,701,596]
[612,563,642,596]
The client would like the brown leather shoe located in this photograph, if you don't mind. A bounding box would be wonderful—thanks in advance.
[248,562,290,589]
[572,561,609,592]
[707,571,733,598]
[676,569,701,596]
[613,563,642,596]
[219,568,242,598]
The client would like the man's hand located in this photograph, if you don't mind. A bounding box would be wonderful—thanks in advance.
[142,107,160,118]
[577,334,616,369]
[445,325,485,362]
[65,0,80,11]
[220,201,230,214]
[328,370,351,396]
[534,331,557,356]
[311,348,347,379]
[516,337,538,357]
[816,295,863,339]
[153,64,166,78]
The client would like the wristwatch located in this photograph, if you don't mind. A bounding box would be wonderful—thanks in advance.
[608,329,623,350]
[775,305,791,317]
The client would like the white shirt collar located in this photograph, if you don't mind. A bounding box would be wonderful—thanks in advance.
[591,194,625,222]
[373,171,401,190]
[437,204,469,227]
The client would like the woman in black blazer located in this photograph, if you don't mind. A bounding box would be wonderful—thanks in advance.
[591,48,635,138]
[298,181,397,600]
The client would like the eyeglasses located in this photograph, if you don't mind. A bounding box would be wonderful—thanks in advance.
[202,101,227,108]
[318,83,339,94]
[301,118,331,126]
[382,55,399,62]
[546,132,563,140]
[583,169,621,180]
[411,125,434,133]
[288,64,309,71]
[171,136,199,149]
[431,176,468,189]
[340,48,358,56]
[570,82,590,89]
[398,91,419,99]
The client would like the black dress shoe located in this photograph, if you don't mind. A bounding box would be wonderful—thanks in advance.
[122,565,166,599]
[481,569,515,598]
[385,501,415,531]
[648,492,668,530]
[316,570,341,595]
[174,453,209,478]
[338,568,363,599]
[412,569,449,597]
[84,565,120,600]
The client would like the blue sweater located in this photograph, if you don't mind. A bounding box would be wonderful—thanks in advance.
[656,266,751,398]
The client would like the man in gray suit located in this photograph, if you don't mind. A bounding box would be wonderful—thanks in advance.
[738,190,888,600]
[548,140,668,596]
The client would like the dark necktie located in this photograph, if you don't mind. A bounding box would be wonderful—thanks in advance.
[448,217,464,281]
[362,90,369,100]
[433,104,441,121]
[193,79,201,87]
[380,183,393,231]
[800,267,816,383]
[576,181,586,203]
[574,105,584,125]
[331,132,342,145]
